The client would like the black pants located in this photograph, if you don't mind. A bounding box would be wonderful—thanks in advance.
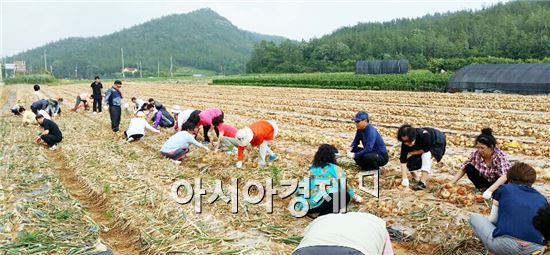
[351,147,389,171]
[308,192,351,217]
[405,154,422,171]
[159,119,174,128]
[465,164,495,190]
[109,105,121,132]
[293,246,363,255]
[124,131,143,141]
[203,125,220,143]
[41,134,62,147]
[93,96,102,112]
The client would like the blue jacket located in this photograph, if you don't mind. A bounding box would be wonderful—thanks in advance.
[351,124,387,158]
[492,184,548,244]
[104,87,122,106]
[31,99,49,111]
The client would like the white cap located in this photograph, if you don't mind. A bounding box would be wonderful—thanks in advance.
[170,105,182,113]
[236,127,254,147]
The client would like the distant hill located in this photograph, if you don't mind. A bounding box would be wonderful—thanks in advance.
[246,0,550,73]
[7,8,287,78]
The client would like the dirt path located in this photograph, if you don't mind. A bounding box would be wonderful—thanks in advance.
[47,150,142,255]
[0,88,16,113]
[18,88,143,254]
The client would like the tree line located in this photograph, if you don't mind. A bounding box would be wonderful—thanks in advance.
[246,1,550,73]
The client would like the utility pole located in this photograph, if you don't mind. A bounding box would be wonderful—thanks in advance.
[121,48,125,78]
[0,57,4,84]
[75,65,78,79]
[157,61,160,78]
[44,50,47,73]
[170,55,173,78]
[221,50,226,76]
[139,61,142,78]
[50,65,53,78]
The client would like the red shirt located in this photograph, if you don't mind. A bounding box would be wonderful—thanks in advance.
[218,123,237,138]
[238,120,275,161]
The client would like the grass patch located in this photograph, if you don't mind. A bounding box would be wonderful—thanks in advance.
[53,208,72,221]
[4,74,56,85]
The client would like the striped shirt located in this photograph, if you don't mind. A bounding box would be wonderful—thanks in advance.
[461,148,511,182]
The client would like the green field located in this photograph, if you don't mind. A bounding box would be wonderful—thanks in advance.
[212,71,451,91]
[3,67,219,86]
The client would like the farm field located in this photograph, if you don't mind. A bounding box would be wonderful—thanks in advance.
[1,80,550,254]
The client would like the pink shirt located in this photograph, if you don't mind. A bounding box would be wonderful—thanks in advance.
[198,108,223,126]
[218,123,237,138]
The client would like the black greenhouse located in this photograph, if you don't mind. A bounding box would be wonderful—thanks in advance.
[447,63,550,94]
[355,60,409,74]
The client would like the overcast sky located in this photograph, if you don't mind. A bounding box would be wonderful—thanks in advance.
[1,0,508,57]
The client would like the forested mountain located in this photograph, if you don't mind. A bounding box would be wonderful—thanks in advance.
[247,1,550,73]
[7,8,286,78]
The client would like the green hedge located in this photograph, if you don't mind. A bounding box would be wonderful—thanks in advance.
[212,72,451,91]
[4,75,56,85]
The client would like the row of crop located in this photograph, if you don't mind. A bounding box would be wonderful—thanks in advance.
[4,74,56,85]
[212,72,451,91]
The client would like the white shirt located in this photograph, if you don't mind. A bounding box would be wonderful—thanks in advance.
[37,110,51,120]
[294,212,390,255]
[176,109,195,130]
[126,117,159,137]
[134,99,145,111]
[160,131,203,153]
[22,111,36,124]
[32,91,44,102]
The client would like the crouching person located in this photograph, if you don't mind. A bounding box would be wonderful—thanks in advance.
[69,93,91,112]
[212,118,239,154]
[31,99,49,114]
[235,120,278,169]
[292,212,394,255]
[124,111,160,142]
[48,97,63,117]
[152,103,175,129]
[347,111,389,171]
[469,162,548,255]
[173,108,196,132]
[11,104,21,115]
[160,127,210,165]
[35,114,63,150]
[450,128,511,197]
[19,107,36,125]
[397,124,446,190]
[297,144,363,219]
[198,108,224,144]
[532,205,550,249]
